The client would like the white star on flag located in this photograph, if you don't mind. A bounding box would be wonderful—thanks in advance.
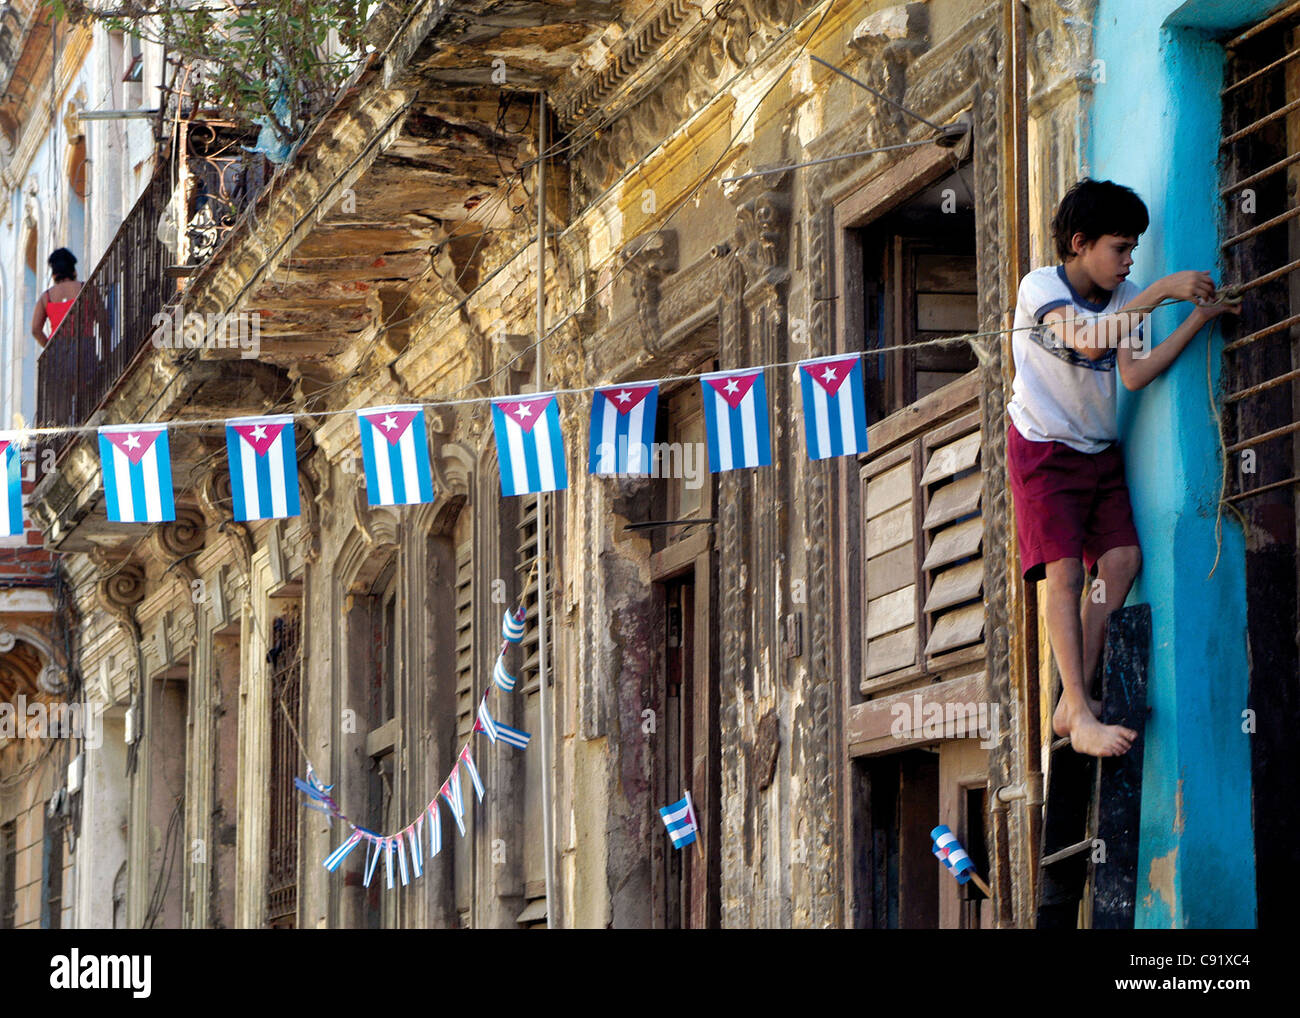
[125,434,141,450]
[381,414,399,431]
[616,390,631,404]
[821,367,838,383]
[723,379,739,395]
[250,424,267,441]
[513,403,532,419]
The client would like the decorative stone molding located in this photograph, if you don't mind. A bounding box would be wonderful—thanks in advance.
[731,173,791,298]
[620,229,678,352]
[1025,0,1099,111]
[155,506,207,562]
[97,562,147,632]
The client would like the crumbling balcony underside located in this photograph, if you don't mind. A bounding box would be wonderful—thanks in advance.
[33,0,709,552]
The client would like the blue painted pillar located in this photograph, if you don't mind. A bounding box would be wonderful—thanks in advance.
[1090,0,1270,928]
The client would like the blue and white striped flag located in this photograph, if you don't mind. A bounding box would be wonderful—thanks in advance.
[502,607,526,643]
[383,837,396,890]
[659,791,698,849]
[496,721,531,751]
[589,383,658,475]
[797,354,869,460]
[700,369,771,473]
[356,405,434,506]
[475,695,499,743]
[460,745,485,802]
[931,824,975,884]
[395,835,410,887]
[441,771,466,837]
[428,802,442,857]
[322,830,364,873]
[98,424,176,523]
[226,415,300,520]
[493,654,518,693]
[362,834,382,888]
[0,436,23,536]
[491,394,568,496]
[407,822,423,879]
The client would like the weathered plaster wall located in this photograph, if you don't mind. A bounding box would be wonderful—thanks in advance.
[1091,0,1267,929]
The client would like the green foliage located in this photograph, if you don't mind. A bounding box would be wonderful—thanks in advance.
[44,1,373,146]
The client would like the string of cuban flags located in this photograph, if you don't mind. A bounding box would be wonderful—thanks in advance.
[0,353,868,532]
[295,602,533,890]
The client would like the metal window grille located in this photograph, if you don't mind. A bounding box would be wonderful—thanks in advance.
[41,813,62,930]
[1220,3,1300,503]
[266,604,302,927]
[0,820,16,929]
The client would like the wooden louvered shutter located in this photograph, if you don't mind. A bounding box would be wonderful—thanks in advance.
[515,493,549,927]
[453,533,473,926]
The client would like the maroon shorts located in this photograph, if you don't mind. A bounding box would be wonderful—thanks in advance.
[1006,420,1141,583]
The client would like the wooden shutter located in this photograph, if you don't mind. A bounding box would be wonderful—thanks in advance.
[453,535,473,927]
[860,386,984,694]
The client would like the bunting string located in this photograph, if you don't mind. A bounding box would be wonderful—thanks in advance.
[296,594,534,888]
[13,295,1217,441]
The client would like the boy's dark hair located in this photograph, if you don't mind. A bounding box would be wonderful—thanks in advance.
[48,247,77,281]
[1052,179,1149,261]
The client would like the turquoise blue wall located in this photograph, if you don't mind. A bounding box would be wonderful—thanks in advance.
[1090,0,1276,928]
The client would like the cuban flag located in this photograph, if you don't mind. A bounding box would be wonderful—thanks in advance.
[407,821,423,879]
[496,721,531,751]
[362,833,382,888]
[0,435,22,536]
[502,607,526,644]
[322,830,363,873]
[225,415,300,520]
[700,369,771,473]
[441,770,466,837]
[428,802,442,857]
[356,405,434,506]
[931,825,975,884]
[493,655,518,693]
[589,383,658,475]
[798,354,869,459]
[98,424,176,523]
[475,695,500,743]
[491,393,568,496]
[659,792,698,849]
[460,745,485,802]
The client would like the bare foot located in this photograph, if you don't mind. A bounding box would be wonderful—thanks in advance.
[1067,711,1137,757]
[1052,696,1104,738]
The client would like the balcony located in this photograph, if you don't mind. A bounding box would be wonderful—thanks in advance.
[36,142,271,457]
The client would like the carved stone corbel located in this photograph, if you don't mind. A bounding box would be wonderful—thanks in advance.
[619,230,678,352]
[847,3,931,139]
[732,173,791,300]
[97,561,147,642]
[428,408,474,500]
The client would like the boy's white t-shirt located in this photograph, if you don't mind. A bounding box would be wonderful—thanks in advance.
[1007,264,1143,454]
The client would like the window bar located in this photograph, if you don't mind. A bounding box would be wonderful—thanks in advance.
[1220,95,1300,147]
[1225,418,1300,455]
[1221,310,1300,354]
[1220,150,1300,198]
[1221,44,1300,96]
[1221,203,1300,249]
[1225,475,1300,503]
[1225,366,1300,404]
[1227,0,1300,49]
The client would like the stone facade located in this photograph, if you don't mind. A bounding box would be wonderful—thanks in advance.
[9,0,1121,928]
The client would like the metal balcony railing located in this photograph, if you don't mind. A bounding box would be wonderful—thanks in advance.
[36,141,271,457]
[36,160,174,454]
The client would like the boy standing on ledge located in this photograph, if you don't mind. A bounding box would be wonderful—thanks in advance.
[1006,178,1238,757]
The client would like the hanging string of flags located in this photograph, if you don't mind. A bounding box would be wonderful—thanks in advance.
[297,604,533,889]
[4,353,875,525]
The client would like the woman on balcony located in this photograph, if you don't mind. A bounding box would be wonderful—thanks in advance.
[32,248,83,349]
